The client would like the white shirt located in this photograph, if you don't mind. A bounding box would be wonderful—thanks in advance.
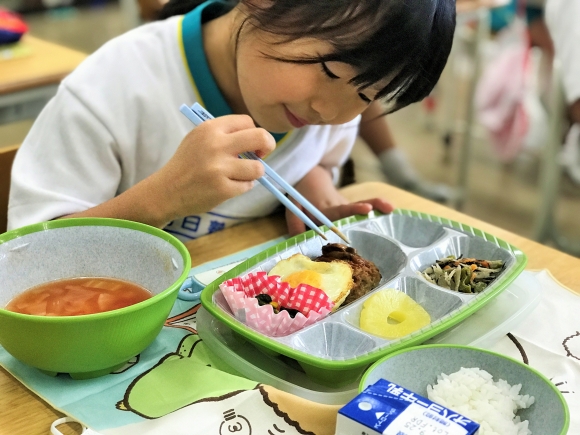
[8,16,359,240]
[545,0,580,104]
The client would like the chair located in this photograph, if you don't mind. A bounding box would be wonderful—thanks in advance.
[0,144,19,234]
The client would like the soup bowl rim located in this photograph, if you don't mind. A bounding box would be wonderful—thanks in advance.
[0,217,192,322]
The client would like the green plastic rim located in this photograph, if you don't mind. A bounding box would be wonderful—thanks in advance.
[0,217,192,323]
[200,209,528,371]
[359,344,571,435]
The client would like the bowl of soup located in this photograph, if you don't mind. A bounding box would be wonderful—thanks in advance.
[0,218,191,379]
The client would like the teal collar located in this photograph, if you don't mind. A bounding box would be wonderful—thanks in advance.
[181,1,288,142]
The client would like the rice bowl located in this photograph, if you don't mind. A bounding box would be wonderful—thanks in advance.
[427,367,534,435]
[360,345,569,435]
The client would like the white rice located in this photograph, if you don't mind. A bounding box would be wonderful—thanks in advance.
[426,367,535,435]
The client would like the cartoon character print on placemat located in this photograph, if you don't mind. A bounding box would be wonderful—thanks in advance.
[99,304,200,378]
[488,270,580,415]
[506,332,574,396]
[110,384,337,435]
[164,303,201,333]
[107,303,201,377]
[499,332,576,399]
[563,331,580,362]
[111,333,339,435]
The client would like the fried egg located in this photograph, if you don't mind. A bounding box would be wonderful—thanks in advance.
[268,254,353,310]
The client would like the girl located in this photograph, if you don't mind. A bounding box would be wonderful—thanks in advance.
[8,0,455,241]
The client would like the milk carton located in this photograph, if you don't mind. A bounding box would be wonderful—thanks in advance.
[336,379,480,435]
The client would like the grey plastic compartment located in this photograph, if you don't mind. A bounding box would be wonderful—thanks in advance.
[290,322,377,359]
[341,276,464,332]
[372,213,447,248]
[409,235,515,290]
[344,230,407,288]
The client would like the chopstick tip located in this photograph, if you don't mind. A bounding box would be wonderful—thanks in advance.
[330,227,351,245]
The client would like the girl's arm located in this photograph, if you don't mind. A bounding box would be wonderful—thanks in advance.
[358,101,418,190]
[358,100,397,156]
[59,115,276,228]
[285,165,393,236]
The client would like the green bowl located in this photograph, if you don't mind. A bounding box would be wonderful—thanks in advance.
[361,344,570,435]
[0,218,191,379]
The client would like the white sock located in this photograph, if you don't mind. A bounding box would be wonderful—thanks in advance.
[378,148,419,188]
[560,124,580,185]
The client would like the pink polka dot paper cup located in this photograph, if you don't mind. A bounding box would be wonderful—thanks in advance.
[218,272,334,337]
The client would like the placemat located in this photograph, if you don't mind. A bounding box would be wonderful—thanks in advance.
[1,241,578,434]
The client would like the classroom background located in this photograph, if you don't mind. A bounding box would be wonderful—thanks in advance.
[1,0,579,257]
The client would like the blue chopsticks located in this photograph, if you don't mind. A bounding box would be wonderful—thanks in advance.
[179,102,350,244]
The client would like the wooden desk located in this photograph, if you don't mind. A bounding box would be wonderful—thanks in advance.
[0,35,87,125]
[1,182,578,435]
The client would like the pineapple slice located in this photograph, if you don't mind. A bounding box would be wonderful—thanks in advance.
[360,289,431,339]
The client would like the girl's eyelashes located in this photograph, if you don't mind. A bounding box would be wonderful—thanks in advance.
[321,62,340,79]
[321,61,371,104]
[358,93,372,104]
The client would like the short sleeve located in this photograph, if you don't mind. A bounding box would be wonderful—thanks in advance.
[7,85,121,230]
[546,0,580,104]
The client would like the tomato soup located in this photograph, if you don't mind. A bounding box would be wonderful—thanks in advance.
[5,277,152,316]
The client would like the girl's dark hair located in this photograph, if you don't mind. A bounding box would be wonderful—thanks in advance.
[159,0,456,113]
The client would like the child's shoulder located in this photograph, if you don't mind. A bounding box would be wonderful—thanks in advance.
[64,17,184,91]
[57,16,188,119]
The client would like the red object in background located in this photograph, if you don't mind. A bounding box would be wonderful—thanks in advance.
[423,95,437,113]
[0,7,29,45]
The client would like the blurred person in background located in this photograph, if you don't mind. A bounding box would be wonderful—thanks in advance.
[490,0,553,59]
[358,101,454,203]
[545,0,580,185]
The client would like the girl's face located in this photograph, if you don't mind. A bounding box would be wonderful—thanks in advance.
[235,30,377,133]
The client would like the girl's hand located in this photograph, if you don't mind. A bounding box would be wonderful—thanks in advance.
[286,197,394,237]
[284,166,394,236]
[152,114,276,222]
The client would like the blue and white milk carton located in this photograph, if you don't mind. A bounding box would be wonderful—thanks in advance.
[336,379,480,435]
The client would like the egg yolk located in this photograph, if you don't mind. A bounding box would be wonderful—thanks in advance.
[283,270,322,289]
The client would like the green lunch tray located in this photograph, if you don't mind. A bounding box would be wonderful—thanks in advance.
[200,209,528,386]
